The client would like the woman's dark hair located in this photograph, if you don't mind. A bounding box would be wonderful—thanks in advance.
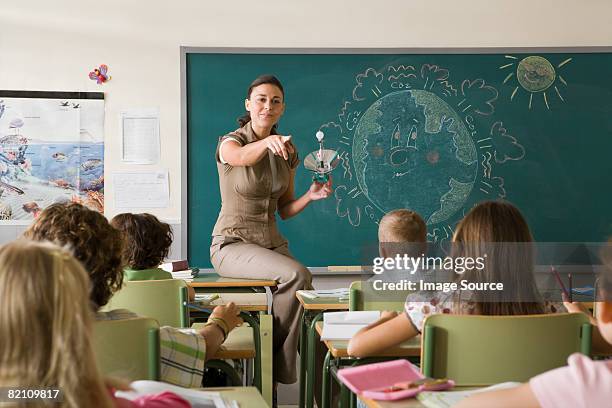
[110,213,173,271]
[23,202,125,310]
[237,74,284,133]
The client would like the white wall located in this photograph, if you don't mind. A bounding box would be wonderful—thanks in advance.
[1,0,611,252]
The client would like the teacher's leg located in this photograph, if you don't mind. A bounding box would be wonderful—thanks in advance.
[211,241,312,384]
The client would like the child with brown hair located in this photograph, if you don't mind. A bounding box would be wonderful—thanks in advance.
[110,213,174,281]
[24,203,241,388]
[348,201,555,357]
[456,239,612,407]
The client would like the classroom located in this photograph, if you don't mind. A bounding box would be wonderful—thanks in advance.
[1,1,611,407]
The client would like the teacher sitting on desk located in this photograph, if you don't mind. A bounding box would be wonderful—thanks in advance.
[210,74,332,387]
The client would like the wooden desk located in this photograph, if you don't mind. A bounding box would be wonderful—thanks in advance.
[191,274,277,288]
[316,321,421,408]
[359,387,476,408]
[204,386,268,408]
[193,324,256,360]
[296,292,348,408]
[192,293,269,312]
[315,322,421,358]
[189,273,276,406]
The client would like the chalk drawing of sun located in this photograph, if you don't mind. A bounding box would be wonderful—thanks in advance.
[499,55,572,109]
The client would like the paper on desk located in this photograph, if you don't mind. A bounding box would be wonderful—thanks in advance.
[320,311,381,341]
[324,311,380,325]
[121,109,160,164]
[116,380,228,407]
[417,382,521,408]
[298,288,349,299]
[113,170,169,208]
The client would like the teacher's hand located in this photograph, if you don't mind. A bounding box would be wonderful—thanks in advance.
[264,134,294,160]
[308,176,333,201]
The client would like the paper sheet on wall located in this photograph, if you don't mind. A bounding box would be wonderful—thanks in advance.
[113,170,169,208]
[121,109,160,164]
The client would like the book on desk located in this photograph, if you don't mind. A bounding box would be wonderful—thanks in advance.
[320,311,381,341]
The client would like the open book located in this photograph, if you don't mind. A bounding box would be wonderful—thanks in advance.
[115,380,231,408]
[320,311,381,341]
[298,288,349,300]
[416,382,521,408]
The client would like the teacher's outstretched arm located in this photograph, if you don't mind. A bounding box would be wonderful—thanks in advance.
[278,172,333,220]
[220,134,294,167]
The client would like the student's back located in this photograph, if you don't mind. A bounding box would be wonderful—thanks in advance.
[110,213,173,281]
[0,240,189,408]
[349,201,555,357]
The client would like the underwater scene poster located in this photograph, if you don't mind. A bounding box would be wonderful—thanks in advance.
[0,92,104,223]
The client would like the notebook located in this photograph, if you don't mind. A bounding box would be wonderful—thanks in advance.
[320,311,380,340]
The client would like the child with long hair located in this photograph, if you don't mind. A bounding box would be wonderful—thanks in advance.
[348,200,555,357]
[0,240,189,408]
[24,203,242,388]
[456,240,612,407]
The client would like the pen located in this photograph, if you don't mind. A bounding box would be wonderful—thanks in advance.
[550,266,569,300]
[568,273,573,303]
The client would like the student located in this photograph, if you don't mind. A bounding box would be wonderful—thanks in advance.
[110,213,196,300]
[348,208,428,357]
[110,213,174,281]
[348,201,555,357]
[455,243,612,408]
[0,240,190,408]
[24,203,242,387]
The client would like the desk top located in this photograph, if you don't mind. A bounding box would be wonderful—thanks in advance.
[191,274,277,288]
[192,324,255,359]
[296,292,349,310]
[315,322,421,358]
[359,387,476,408]
[203,386,268,408]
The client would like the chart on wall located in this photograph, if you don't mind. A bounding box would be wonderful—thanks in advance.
[0,91,104,222]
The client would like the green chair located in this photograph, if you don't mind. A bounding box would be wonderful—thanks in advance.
[93,317,160,381]
[321,281,414,407]
[421,313,592,386]
[349,280,411,312]
[104,279,189,327]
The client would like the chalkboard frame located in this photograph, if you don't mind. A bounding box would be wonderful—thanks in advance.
[179,46,612,269]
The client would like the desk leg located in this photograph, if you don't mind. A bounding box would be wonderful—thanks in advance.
[259,312,273,407]
[298,310,308,408]
[306,312,323,408]
[321,351,332,408]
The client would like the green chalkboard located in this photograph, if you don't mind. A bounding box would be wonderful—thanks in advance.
[186,50,612,268]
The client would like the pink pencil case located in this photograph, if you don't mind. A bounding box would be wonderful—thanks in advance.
[337,360,454,401]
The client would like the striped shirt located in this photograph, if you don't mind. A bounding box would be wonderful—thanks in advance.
[96,309,206,387]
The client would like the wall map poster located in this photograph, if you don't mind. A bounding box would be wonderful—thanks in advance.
[0,91,104,222]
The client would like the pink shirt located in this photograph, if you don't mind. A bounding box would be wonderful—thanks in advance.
[114,391,191,408]
[529,353,612,408]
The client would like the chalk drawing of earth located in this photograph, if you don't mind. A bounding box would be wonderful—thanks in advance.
[353,90,478,224]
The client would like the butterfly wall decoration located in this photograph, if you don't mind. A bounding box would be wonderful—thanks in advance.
[89,64,111,84]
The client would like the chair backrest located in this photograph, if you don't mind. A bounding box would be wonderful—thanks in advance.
[421,313,592,386]
[349,280,411,312]
[104,279,189,327]
[93,317,160,381]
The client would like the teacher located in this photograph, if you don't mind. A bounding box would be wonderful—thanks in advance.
[210,75,332,386]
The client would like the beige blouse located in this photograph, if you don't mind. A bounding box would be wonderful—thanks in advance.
[212,123,300,249]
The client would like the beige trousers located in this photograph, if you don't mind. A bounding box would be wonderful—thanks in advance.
[210,239,312,384]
